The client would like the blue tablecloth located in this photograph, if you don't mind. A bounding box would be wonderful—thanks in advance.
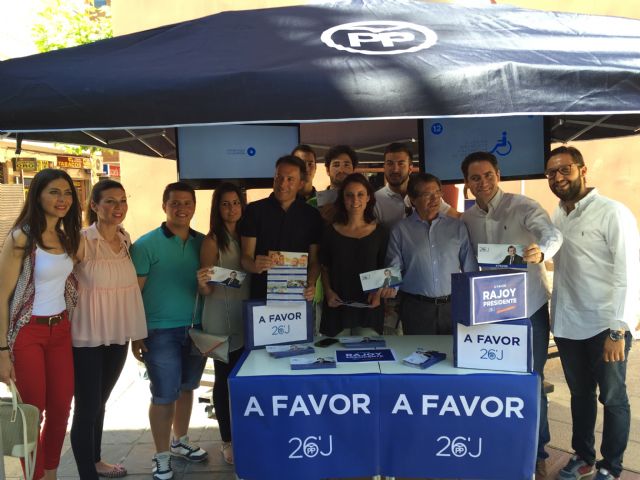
[229,335,539,480]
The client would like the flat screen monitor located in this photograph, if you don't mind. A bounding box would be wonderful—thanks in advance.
[419,116,549,183]
[177,123,300,189]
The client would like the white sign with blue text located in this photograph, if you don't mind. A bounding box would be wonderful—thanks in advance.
[454,318,532,373]
[252,302,309,347]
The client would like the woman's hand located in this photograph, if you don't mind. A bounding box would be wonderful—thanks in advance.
[325,289,343,308]
[197,267,214,295]
[131,339,148,362]
[0,352,15,385]
[380,287,398,299]
[367,289,383,308]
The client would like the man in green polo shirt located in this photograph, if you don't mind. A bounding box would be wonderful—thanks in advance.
[131,182,206,480]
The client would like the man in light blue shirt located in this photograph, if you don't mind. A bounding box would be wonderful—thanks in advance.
[386,173,477,334]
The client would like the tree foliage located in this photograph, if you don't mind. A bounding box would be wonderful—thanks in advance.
[31,0,113,156]
[32,0,112,53]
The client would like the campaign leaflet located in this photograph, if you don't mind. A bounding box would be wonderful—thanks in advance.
[359,267,402,292]
[339,336,386,348]
[266,343,315,358]
[290,356,337,370]
[478,243,527,269]
[266,251,308,304]
[338,300,374,309]
[335,349,396,363]
[402,349,447,369]
[207,266,247,288]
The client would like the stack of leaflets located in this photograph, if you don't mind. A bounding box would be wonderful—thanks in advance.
[402,349,447,369]
[266,344,315,358]
[339,336,386,348]
[266,251,308,304]
[290,356,337,370]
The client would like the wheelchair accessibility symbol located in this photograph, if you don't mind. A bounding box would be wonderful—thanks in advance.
[490,131,512,156]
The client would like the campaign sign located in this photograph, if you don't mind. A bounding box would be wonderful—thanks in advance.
[379,373,539,479]
[207,266,247,287]
[453,318,533,373]
[243,300,313,349]
[452,270,527,326]
[478,243,527,269]
[360,267,402,292]
[336,349,396,363]
[229,373,380,480]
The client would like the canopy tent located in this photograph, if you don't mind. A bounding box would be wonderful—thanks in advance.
[1,0,640,160]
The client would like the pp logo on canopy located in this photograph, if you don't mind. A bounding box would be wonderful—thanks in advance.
[321,21,437,55]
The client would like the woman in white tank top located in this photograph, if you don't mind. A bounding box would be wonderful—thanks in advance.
[0,168,82,480]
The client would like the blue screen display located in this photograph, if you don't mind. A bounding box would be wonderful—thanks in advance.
[422,116,546,182]
[177,124,300,180]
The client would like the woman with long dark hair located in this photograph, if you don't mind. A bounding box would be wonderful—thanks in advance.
[320,173,396,337]
[196,182,249,465]
[70,179,147,479]
[0,168,81,480]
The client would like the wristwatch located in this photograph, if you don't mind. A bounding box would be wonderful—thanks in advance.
[0,345,10,352]
[609,329,625,342]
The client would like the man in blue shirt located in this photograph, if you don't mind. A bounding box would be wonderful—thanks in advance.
[386,173,477,334]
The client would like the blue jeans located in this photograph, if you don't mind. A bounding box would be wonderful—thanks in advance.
[531,304,551,460]
[143,326,207,404]
[555,330,632,477]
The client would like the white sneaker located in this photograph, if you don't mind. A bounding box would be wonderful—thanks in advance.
[152,452,173,480]
[170,435,208,462]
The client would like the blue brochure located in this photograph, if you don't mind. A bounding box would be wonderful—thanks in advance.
[266,344,315,358]
[339,336,386,348]
[290,356,337,370]
[336,349,396,363]
[402,350,447,369]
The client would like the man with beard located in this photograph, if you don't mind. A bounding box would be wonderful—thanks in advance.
[547,146,638,480]
[374,143,455,229]
[460,151,562,477]
[308,144,357,224]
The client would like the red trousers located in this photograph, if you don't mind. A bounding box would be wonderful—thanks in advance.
[13,315,74,480]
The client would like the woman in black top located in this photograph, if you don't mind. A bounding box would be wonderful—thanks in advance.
[320,173,396,337]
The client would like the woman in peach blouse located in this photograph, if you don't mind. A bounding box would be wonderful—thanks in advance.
[71,180,147,479]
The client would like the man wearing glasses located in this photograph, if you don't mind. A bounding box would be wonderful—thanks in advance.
[460,151,563,477]
[386,173,477,334]
[546,146,638,480]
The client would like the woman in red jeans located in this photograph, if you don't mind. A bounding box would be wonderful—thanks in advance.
[0,168,82,480]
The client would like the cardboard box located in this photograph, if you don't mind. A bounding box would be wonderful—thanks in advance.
[453,317,532,373]
[452,269,527,326]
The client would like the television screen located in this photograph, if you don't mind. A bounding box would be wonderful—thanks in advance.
[419,116,548,183]
[177,124,300,188]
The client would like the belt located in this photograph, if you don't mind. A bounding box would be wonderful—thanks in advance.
[403,292,451,305]
[31,311,66,326]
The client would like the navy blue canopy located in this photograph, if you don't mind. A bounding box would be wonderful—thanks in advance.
[1,0,639,157]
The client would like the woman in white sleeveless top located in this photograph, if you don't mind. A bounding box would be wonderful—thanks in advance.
[196,183,249,466]
[0,168,82,480]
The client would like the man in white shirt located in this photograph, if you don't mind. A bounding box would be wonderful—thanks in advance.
[460,151,563,477]
[374,143,456,229]
[546,146,638,480]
